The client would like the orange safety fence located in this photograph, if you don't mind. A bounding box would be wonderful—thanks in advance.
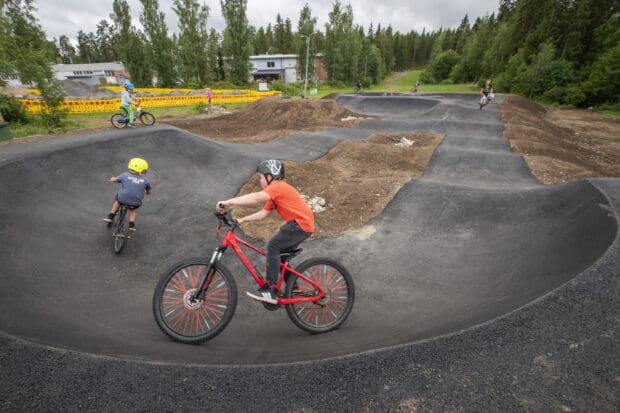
[19,91,282,114]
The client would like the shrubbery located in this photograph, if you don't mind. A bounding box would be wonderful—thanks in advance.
[0,93,29,124]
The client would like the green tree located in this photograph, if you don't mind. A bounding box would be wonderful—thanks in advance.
[110,0,150,86]
[58,35,78,64]
[0,0,66,128]
[221,0,252,85]
[582,42,620,106]
[253,26,269,54]
[297,3,317,82]
[140,0,177,87]
[96,20,117,62]
[172,0,209,86]
[422,49,460,83]
[206,28,221,81]
[76,30,97,63]
[514,41,574,99]
[273,14,285,53]
[324,1,362,83]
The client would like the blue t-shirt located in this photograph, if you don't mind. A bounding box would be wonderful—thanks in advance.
[115,172,151,206]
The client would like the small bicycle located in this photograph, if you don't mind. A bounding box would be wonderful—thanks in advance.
[111,100,156,128]
[152,211,355,344]
[108,204,132,254]
[479,93,493,109]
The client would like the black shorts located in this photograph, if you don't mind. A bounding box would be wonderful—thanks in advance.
[115,194,140,210]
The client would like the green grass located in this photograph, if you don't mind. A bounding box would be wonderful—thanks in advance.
[312,69,478,96]
[6,103,249,139]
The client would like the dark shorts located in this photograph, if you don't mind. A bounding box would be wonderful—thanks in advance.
[115,194,140,210]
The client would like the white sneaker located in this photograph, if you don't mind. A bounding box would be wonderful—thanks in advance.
[246,287,277,304]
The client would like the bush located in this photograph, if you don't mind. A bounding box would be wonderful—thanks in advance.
[39,81,68,130]
[193,102,208,113]
[0,93,29,124]
[269,80,304,97]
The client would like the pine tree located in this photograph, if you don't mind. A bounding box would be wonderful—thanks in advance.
[140,0,177,87]
[221,0,252,85]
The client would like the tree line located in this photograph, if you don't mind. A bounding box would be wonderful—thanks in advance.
[421,0,619,107]
[1,0,618,114]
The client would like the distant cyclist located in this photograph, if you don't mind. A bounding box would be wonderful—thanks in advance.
[480,79,493,108]
[121,81,137,127]
[103,158,152,232]
[216,159,315,304]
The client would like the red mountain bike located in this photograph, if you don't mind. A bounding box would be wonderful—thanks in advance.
[152,211,355,344]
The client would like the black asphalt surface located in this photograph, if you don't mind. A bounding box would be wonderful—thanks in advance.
[1,93,618,411]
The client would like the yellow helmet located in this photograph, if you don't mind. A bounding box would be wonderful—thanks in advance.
[128,157,149,174]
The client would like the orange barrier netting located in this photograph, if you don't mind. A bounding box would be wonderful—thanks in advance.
[19,91,282,114]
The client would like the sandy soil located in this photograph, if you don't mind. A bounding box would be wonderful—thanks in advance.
[500,95,620,185]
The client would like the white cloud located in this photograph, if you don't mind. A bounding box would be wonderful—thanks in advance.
[34,0,498,44]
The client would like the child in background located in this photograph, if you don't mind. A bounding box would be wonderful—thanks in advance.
[121,81,137,127]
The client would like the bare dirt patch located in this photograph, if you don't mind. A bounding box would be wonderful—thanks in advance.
[162,97,369,143]
[500,95,620,184]
[163,97,442,240]
[233,132,442,240]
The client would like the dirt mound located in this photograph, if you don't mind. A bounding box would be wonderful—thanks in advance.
[501,94,620,184]
[59,80,116,98]
[233,132,443,240]
[162,97,370,142]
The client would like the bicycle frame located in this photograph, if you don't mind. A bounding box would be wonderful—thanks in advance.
[193,216,326,306]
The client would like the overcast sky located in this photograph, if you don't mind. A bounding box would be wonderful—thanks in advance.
[35,0,499,43]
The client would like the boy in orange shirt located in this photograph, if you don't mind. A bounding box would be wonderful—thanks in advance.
[216,159,314,304]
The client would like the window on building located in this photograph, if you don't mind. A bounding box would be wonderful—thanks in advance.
[267,61,275,68]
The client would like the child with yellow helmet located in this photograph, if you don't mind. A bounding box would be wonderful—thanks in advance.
[103,157,152,231]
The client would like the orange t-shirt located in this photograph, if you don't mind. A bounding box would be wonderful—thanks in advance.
[262,180,315,233]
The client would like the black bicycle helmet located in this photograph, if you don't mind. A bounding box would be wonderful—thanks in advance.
[257,159,284,180]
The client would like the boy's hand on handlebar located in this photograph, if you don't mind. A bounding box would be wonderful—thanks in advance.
[216,201,227,213]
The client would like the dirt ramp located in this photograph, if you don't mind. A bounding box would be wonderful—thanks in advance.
[163,97,369,142]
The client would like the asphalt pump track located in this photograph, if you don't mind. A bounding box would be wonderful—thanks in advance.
[1,93,618,410]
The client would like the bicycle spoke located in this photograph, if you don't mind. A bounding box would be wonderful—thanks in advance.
[160,264,231,338]
[288,261,353,331]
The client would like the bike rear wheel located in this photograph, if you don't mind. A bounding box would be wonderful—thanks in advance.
[111,112,128,128]
[113,212,130,254]
[285,258,355,334]
[152,258,237,344]
[139,111,155,126]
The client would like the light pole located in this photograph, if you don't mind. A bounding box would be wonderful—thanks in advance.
[301,34,311,98]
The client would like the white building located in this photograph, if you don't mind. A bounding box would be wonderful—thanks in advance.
[250,54,297,83]
[52,62,130,86]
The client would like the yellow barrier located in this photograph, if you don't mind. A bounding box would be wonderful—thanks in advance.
[19,91,282,114]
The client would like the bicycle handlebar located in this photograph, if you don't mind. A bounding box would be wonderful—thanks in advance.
[214,211,238,230]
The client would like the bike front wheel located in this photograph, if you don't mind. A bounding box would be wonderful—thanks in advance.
[111,112,128,128]
[152,258,237,344]
[285,258,355,334]
[139,111,156,126]
[113,216,130,254]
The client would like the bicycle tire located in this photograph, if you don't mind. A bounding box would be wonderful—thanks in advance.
[113,214,130,254]
[152,258,237,344]
[285,258,355,334]
[111,112,128,128]
[139,111,155,126]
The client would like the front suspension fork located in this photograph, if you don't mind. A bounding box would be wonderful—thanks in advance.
[190,247,226,302]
